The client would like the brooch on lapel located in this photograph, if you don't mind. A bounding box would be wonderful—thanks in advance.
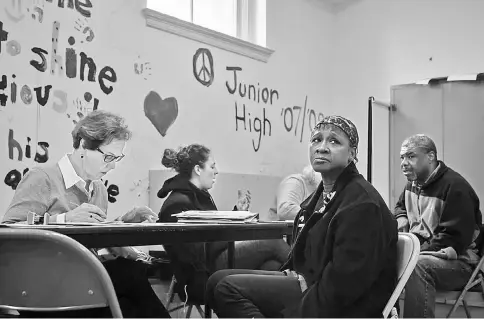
[316,191,336,214]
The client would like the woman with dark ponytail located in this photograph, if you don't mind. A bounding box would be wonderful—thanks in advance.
[157,144,290,302]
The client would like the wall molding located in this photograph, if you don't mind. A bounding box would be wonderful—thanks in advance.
[143,8,274,63]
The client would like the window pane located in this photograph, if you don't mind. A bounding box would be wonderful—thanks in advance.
[253,0,266,46]
[147,0,192,22]
[193,0,237,36]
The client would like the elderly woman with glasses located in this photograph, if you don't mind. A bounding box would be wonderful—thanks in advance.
[3,110,170,318]
[205,115,399,318]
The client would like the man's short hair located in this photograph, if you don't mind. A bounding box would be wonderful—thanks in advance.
[402,134,437,157]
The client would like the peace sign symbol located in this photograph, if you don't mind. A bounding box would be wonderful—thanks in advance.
[193,48,214,87]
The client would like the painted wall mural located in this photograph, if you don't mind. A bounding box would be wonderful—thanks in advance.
[4,127,50,190]
[0,21,115,112]
[189,47,325,152]
[281,96,324,143]
[193,48,214,87]
[74,17,94,43]
[134,55,152,80]
[226,66,276,152]
[4,0,93,23]
[0,0,123,208]
[225,64,324,151]
[143,91,178,137]
[0,1,326,219]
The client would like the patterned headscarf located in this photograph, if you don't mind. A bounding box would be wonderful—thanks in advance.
[313,115,359,148]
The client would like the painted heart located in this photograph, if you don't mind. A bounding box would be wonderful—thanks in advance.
[143,91,178,137]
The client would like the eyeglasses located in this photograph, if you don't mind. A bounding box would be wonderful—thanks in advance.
[96,148,125,163]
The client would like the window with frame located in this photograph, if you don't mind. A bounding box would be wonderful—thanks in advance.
[146,0,267,47]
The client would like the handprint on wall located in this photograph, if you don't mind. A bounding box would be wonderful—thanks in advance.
[134,56,152,80]
[129,178,149,198]
[74,17,95,43]
[4,0,25,23]
[68,95,95,124]
[68,107,84,125]
[27,0,44,23]
[6,40,21,56]
[73,97,91,113]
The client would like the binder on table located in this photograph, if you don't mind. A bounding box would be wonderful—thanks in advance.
[171,211,259,224]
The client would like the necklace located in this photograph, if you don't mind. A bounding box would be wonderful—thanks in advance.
[317,190,336,214]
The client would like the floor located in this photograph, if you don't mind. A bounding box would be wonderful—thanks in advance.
[1,277,483,318]
[150,277,484,318]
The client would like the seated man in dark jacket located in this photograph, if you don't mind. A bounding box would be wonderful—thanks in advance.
[205,115,398,318]
[395,134,482,318]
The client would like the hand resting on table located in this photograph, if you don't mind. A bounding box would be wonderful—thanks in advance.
[66,203,107,223]
[119,206,158,223]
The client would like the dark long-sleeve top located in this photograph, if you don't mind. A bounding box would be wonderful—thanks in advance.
[281,162,398,318]
[157,175,227,277]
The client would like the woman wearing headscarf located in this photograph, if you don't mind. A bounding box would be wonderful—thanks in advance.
[205,115,399,318]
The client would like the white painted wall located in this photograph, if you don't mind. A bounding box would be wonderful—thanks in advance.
[2,0,483,219]
[332,0,484,203]
[0,0,334,219]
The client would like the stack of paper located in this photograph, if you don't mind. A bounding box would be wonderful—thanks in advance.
[172,211,259,224]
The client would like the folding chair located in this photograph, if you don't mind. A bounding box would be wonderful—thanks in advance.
[0,228,122,318]
[435,251,484,317]
[154,246,205,318]
[165,274,204,318]
[382,232,421,319]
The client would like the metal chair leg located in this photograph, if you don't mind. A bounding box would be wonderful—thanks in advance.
[166,274,177,307]
[204,305,212,318]
[463,300,472,318]
[195,305,204,317]
[447,288,468,318]
[185,305,193,318]
[446,268,483,318]
[169,304,185,313]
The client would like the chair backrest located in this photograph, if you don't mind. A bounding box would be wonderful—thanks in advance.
[0,228,122,318]
[382,232,421,319]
